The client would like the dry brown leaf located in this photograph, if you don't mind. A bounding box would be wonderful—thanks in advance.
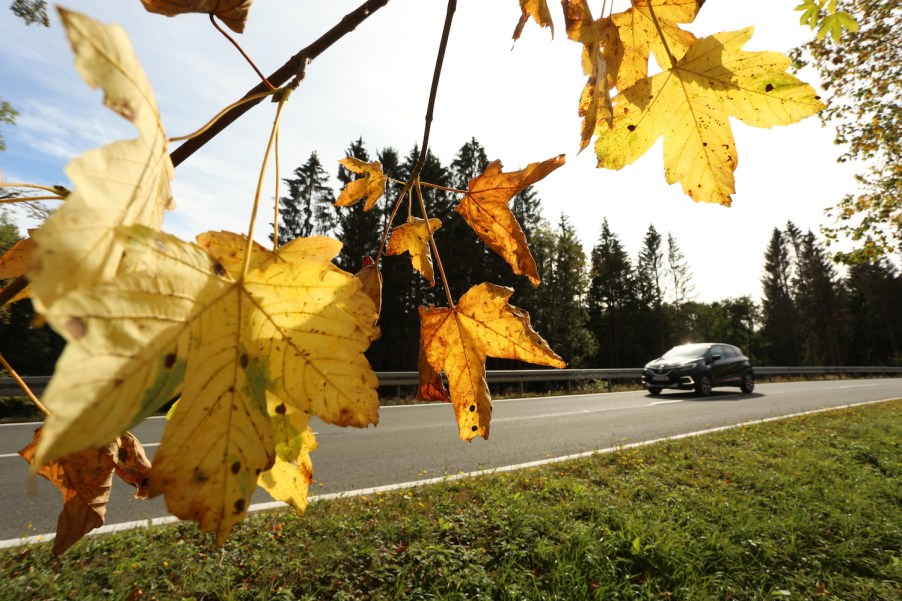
[354,256,383,320]
[141,0,254,33]
[19,427,151,555]
[563,1,621,149]
[513,0,554,40]
[334,158,385,211]
[454,156,565,286]
[417,337,450,402]
[419,283,564,440]
[385,217,442,286]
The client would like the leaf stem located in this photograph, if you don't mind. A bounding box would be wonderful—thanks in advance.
[171,0,391,167]
[0,182,64,195]
[272,127,281,251]
[209,14,276,91]
[0,353,50,416]
[243,90,290,277]
[169,89,279,142]
[385,176,466,195]
[375,183,409,265]
[646,1,677,69]
[415,182,454,307]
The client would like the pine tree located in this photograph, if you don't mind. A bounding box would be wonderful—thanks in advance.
[274,151,335,245]
[793,230,848,365]
[636,224,666,354]
[760,227,801,365]
[587,219,637,367]
[844,259,901,364]
[665,232,694,318]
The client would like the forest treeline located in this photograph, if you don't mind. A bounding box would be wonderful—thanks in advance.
[2,137,901,376]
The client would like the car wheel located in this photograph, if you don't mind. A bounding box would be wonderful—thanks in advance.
[695,374,712,397]
[648,387,662,396]
[740,372,755,394]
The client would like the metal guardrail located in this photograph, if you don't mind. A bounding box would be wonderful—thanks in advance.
[3,367,902,397]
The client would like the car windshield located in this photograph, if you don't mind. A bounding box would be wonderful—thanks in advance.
[660,344,709,359]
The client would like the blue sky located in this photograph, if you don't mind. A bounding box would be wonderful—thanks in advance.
[0,1,862,302]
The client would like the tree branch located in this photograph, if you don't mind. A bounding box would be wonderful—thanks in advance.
[170,0,391,168]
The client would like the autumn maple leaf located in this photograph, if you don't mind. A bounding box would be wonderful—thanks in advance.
[334,158,386,211]
[35,226,379,543]
[29,9,174,316]
[0,234,34,304]
[610,0,703,91]
[141,0,254,33]
[562,0,621,150]
[386,217,442,286]
[419,283,564,441]
[19,429,151,555]
[513,0,553,40]
[595,28,825,205]
[455,156,565,287]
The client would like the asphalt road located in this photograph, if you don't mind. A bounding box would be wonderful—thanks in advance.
[2,378,900,543]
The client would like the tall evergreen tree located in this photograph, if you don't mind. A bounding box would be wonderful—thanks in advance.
[587,219,637,367]
[543,215,597,367]
[793,230,848,365]
[844,259,902,364]
[273,151,335,245]
[760,227,802,365]
[636,224,666,354]
[665,232,694,316]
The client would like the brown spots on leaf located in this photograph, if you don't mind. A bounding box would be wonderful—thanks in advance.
[627,124,637,132]
[213,261,228,277]
[66,317,87,340]
[164,352,177,369]
[230,461,241,474]
[765,83,775,92]
[240,353,248,369]
[234,499,245,514]
[469,405,476,412]
[118,447,130,463]
[193,468,209,483]
[275,403,287,415]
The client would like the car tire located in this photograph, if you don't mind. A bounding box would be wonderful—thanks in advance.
[740,372,755,394]
[648,387,662,396]
[695,374,712,397]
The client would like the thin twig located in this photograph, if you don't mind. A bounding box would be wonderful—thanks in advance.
[171,0,391,168]
[169,89,279,142]
[0,353,50,416]
[0,195,63,204]
[210,14,276,91]
[407,0,457,185]
[375,183,409,265]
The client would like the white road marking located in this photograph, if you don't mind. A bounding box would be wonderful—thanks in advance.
[647,399,685,406]
[2,396,897,550]
[839,383,882,389]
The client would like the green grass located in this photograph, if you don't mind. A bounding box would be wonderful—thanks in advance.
[2,401,900,600]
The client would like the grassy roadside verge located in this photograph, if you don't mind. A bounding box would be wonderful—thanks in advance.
[2,401,900,600]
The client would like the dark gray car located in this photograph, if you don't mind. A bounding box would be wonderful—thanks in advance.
[643,342,755,396]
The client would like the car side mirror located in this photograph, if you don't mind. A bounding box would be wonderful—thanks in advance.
[710,354,722,363]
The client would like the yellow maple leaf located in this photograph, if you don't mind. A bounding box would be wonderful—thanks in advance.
[563,0,621,149]
[334,158,385,211]
[141,0,254,34]
[513,0,554,40]
[258,392,317,512]
[386,217,442,287]
[29,9,174,316]
[455,156,565,286]
[419,283,564,441]
[35,226,379,543]
[19,428,151,555]
[595,28,826,206]
[610,0,702,91]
